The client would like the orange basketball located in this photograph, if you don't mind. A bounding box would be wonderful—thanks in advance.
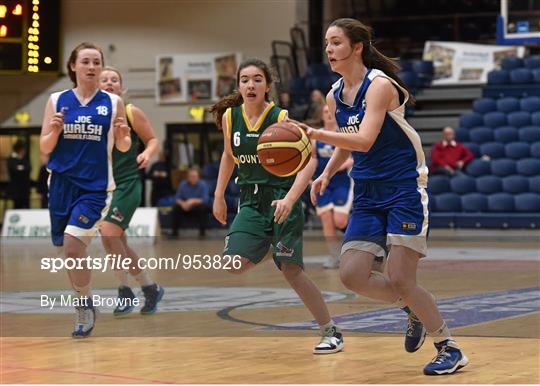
[256,121,312,177]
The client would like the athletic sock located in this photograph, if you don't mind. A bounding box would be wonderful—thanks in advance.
[430,322,453,344]
[133,270,154,287]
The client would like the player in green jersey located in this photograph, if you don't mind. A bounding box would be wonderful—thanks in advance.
[99,67,164,315]
[209,58,344,354]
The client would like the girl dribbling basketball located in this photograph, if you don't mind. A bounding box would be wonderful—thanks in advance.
[209,58,343,354]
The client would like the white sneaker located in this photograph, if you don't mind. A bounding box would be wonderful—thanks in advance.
[313,325,344,354]
[72,298,95,338]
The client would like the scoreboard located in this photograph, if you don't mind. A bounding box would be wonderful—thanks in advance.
[0,0,60,74]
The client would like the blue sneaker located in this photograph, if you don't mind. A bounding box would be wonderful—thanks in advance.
[423,339,469,375]
[140,284,164,315]
[113,286,136,316]
[403,308,427,353]
[72,297,95,338]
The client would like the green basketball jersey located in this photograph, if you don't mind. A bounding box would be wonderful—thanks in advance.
[227,102,293,188]
[112,104,141,183]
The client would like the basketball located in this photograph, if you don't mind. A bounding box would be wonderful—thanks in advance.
[256,121,312,177]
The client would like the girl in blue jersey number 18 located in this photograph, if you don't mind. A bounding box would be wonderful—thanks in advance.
[297,19,468,375]
[40,42,132,338]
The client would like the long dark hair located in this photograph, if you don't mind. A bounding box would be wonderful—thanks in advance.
[329,18,415,105]
[67,42,104,87]
[209,58,274,129]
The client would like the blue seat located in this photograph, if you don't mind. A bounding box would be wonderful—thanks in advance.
[520,96,540,112]
[534,69,540,83]
[505,142,530,159]
[461,193,488,212]
[464,142,480,158]
[494,126,519,143]
[466,159,491,176]
[306,75,334,93]
[508,111,531,127]
[469,127,494,143]
[491,158,517,177]
[202,162,219,179]
[450,175,476,194]
[524,55,540,69]
[473,98,497,114]
[412,60,434,76]
[487,69,510,85]
[459,112,484,128]
[476,175,502,194]
[530,142,540,158]
[435,193,461,212]
[532,112,540,126]
[497,97,520,113]
[502,175,529,193]
[518,126,540,143]
[398,71,419,92]
[483,111,507,128]
[487,193,515,212]
[517,158,540,176]
[428,175,450,194]
[480,142,505,159]
[501,56,524,70]
[455,127,469,142]
[510,68,533,84]
[530,176,540,193]
[515,193,540,212]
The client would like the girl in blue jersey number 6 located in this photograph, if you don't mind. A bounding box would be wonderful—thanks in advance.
[40,42,132,338]
[300,19,468,375]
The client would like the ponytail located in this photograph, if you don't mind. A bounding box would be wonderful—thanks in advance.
[209,91,243,130]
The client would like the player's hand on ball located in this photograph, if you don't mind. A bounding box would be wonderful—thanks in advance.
[213,196,227,225]
[136,151,151,169]
[271,197,293,224]
[286,118,316,138]
[310,174,330,205]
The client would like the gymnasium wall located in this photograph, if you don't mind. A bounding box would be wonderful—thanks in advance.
[1,0,299,140]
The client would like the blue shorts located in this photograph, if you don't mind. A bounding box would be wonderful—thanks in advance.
[343,181,429,257]
[48,172,111,246]
[315,180,353,215]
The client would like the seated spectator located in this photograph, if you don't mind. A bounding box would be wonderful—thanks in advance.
[304,89,326,126]
[430,127,474,176]
[172,167,209,237]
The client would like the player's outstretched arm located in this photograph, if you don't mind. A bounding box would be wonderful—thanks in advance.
[40,98,64,155]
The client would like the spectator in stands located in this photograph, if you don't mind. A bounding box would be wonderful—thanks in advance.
[7,139,31,209]
[304,89,326,126]
[430,126,473,176]
[148,148,172,206]
[279,91,293,110]
[172,167,209,237]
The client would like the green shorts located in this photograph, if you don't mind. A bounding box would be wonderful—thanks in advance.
[104,177,142,230]
[224,184,304,269]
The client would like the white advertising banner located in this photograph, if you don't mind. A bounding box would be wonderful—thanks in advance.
[423,41,525,85]
[156,52,242,104]
[2,208,159,243]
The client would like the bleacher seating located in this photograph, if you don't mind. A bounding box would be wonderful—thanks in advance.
[430,88,540,228]
[484,55,540,98]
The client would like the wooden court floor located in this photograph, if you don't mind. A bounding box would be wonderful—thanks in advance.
[1,237,539,383]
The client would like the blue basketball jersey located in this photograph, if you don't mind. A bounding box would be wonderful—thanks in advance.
[332,69,428,188]
[314,139,350,189]
[48,89,118,192]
